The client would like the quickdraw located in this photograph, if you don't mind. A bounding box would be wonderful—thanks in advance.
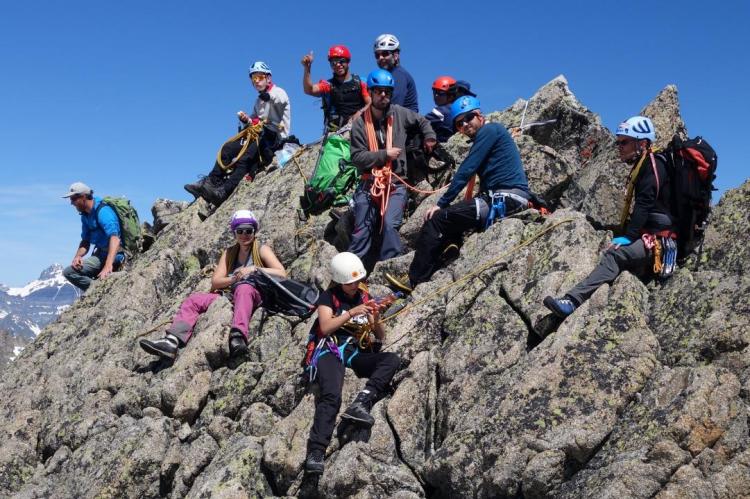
[216,121,265,172]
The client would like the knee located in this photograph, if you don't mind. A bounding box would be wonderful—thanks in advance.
[62,266,76,279]
[382,352,401,371]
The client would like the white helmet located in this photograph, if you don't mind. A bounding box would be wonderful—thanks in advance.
[330,252,367,284]
[374,34,400,51]
[616,115,655,142]
[248,61,272,76]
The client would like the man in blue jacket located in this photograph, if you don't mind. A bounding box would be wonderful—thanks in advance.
[62,182,124,291]
[373,34,418,113]
[386,97,531,292]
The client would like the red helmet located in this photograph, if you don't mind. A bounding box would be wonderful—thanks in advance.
[432,76,457,92]
[328,45,351,60]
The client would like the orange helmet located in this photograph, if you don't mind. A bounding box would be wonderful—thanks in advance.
[328,45,352,60]
[432,76,457,92]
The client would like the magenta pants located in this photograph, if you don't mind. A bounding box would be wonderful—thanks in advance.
[166,283,262,345]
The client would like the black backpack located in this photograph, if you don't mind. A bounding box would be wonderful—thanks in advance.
[659,135,718,262]
[250,269,320,318]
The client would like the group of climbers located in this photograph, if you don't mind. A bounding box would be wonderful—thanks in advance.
[59,31,708,482]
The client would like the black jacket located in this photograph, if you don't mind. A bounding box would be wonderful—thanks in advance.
[624,153,673,240]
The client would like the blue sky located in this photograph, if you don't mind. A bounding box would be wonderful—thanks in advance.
[1,1,747,286]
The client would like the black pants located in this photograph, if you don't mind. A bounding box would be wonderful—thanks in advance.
[408,199,480,286]
[307,344,400,452]
[208,140,260,194]
[408,193,528,287]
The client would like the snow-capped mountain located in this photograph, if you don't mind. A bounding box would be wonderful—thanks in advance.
[1,264,79,369]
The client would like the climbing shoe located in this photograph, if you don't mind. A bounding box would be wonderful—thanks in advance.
[305,449,325,475]
[543,296,578,318]
[440,243,460,263]
[184,177,208,199]
[228,328,248,357]
[341,390,375,427]
[139,335,179,360]
[384,272,412,294]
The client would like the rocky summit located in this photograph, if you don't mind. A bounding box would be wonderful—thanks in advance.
[0,76,747,498]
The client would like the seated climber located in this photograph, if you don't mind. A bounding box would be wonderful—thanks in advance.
[139,210,286,359]
[302,45,371,131]
[347,69,436,270]
[304,252,400,475]
[543,116,674,318]
[424,76,478,143]
[62,182,124,292]
[185,61,291,206]
[386,96,531,293]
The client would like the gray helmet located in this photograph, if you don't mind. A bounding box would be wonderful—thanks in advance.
[374,34,400,51]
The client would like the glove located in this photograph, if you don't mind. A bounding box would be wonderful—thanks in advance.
[611,236,632,246]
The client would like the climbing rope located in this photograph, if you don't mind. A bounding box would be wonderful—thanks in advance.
[215,121,265,171]
[380,217,576,349]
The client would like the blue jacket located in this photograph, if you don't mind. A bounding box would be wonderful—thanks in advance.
[81,197,124,261]
[390,66,419,113]
[437,123,528,208]
[425,104,454,143]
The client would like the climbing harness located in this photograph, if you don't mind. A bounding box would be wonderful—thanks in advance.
[483,191,507,229]
[216,121,265,172]
[642,232,677,278]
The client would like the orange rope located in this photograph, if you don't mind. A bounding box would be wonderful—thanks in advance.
[363,110,452,229]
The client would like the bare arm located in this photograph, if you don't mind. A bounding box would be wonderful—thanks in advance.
[97,235,121,278]
[211,250,234,290]
[301,52,322,96]
[258,244,286,278]
[317,302,374,336]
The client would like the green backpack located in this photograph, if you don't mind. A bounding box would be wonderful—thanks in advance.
[96,196,142,256]
[299,135,359,215]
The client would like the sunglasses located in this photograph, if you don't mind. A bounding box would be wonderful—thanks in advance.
[250,73,267,82]
[371,87,393,96]
[615,139,634,147]
[433,90,449,97]
[329,57,349,66]
[375,51,393,59]
[234,228,256,235]
[455,111,478,128]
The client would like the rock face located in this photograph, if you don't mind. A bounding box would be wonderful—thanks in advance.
[0,78,747,498]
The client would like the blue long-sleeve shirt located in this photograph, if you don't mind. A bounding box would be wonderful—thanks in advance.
[390,66,419,113]
[81,197,123,260]
[437,123,528,208]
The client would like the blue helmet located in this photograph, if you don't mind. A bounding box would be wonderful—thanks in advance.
[616,115,655,142]
[366,69,394,89]
[248,61,272,76]
[450,96,481,128]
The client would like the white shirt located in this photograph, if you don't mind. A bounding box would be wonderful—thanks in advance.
[251,84,291,138]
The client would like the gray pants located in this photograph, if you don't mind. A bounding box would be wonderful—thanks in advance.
[62,253,122,291]
[566,239,651,305]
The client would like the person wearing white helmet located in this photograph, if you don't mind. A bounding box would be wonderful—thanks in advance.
[184,61,292,206]
[373,33,419,112]
[303,252,400,475]
[139,210,287,360]
[62,182,124,291]
[544,115,674,318]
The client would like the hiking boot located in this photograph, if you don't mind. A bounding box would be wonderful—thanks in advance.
[305,449,325,475]
[139,334,179,360]
[440,243,460,263]
[184,177,208,199]
[382,295,412,320]
[543,296,578,318]
[341,390,375,427]
[228,328,248,357]
[384,272,412,294]
[201,180,229,206]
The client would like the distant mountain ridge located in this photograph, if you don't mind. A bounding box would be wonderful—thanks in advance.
[0,264,78,369]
